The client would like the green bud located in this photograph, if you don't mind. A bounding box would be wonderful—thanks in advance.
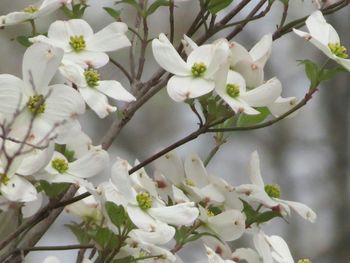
[191,62,207,78]
[136,192,153,210]
[226,84,240,98]
[264,184,281,199]
[51,158,69,174]
[27,95,46,114]
[328,43,348,58]
[69,35,86,52]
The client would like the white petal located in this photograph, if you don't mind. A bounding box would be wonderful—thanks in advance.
[64,19,94,39]
[206,40,230,77]
[253,232,273,263]
[234,60,264,88]
[205,246,226,263]
[59,62,85,86]
[110,158,135,203]
[241,77,282,107]
[22,43,64,91]
[184,153,208,188]
[44,84,85,123]
[0,74,25,117]
[2,12,33,26]
[249,151,265,187]
[231,248,261,263]
[208,210,246,241]
[79,86,115,118]
[278,199,317,223]
[127,205,158,231]
[172,185,191,203]
[1,175,37,202]
[266,235,294,263]
[152,33,190,76]
[43,256,61,263]
[229,41,251,66]
[22,192,43,218]
[149,202,199,226]
[200,184,225,203]
[235,184,279,208]
[249,34,272,67]
[97,81,136,102]
[130,221,175,245]
[69,146,109,178]
[167,76,214,102]
[38,0,67,17]
[182,34,198,56]
[87,22,131,52]
[268,96,298,117]
[306,11,339,45]
[338,58,350,71]
[63,52,110,69]
[154,151,184,185]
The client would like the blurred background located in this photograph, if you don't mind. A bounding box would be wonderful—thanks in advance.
[0,0,349,262]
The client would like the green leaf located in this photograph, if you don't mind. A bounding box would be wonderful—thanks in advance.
[298,59,321,89]
[92,227,118,249]
[146,0,170,16]
[105,201,127,227]
[40,181,70,198]
[60,5,74,18]
[237,107,270,127]
[174,226,188,244]
[255,211,282,224]
[319,66,347,82]
[112,256,133,263]
[103,7,121,20]
[16,36,32,47]
[116,0,143,14]
[66,223,91,244]
[208,0,233,14]
[185,231,221,243]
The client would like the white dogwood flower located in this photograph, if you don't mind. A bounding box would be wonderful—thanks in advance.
[215,69,282,115]
[0,43,85,145]
[236,151,317,222]
[30,19,131,69]
[0,0,71,26]
[152,33,230,101]
[62,66,136,118]
[101,158,199,245]
[293,11,350,71]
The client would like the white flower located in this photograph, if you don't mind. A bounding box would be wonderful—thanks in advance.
[215,69,282,115]
[101,158,199,245]
[152,34,230,101]
[229,34,272,88]
[37,146,109,185]
[235,151,317,222]
[0,0,71,26]
[293,11,350,71]
[253,231,294,263]
[30,19,131,69]
[268,96,298,118]
[0,42,85,145]
[63,66,136,118]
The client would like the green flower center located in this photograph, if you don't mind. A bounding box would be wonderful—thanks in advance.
[23,6,39,13]
[185,178,195,187]
[69,35,86,52]
[51,158,69,174]
[191,62,207,78]
[328,43,348,58]
[136,192,153,210]
[226,84,240,98]
[27,95,46,114]
[264,184,281,199]
[298,260,312,263]
[0,174,10,185]
[207,209,215,217]
[84,69,100,87]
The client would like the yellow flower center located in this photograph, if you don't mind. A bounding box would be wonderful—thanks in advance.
[27,95,46,114]
[328,43,348,58]
[264,184,281,199]
[69,35,86,52]
[51,158,69,174]
[185,178,195,187]
[207,210,215,217]
[0,174,10,185]
[191,62,207,77]
[136,192,153,210]
[84,69,100,87]
[23,6,39,14]
[226,84,240,98]
[298,259,312,263]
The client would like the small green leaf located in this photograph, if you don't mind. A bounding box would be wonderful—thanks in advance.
[92,227,117,249]
[112,256,133,263]
[146,0,170,16]
[16,36,32,47]
[237,107,270,127]
[66,223,91,244]
[174,226,189,244]
[255,211,282,224]
[103,7,121,20]
[105,201,127,227]
[319,66,347,82]
[299,59,321,89]
[40,181,70,198]
[208,0,233,14]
